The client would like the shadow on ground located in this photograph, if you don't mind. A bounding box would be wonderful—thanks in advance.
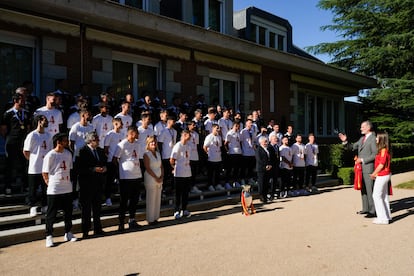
[390,196,414,223]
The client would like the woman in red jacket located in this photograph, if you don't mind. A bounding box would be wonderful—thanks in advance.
[370,132,392,225]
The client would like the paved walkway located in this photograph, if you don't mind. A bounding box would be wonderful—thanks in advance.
[1,172,413,275]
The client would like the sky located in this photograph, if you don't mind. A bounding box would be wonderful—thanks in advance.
[233,0,339,63]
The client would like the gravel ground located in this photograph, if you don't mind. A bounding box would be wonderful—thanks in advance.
[1,172,413,276]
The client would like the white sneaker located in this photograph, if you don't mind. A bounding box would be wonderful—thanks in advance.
[41,206,48,214]
[174,211,181,220]
[105,198,113,206]
[45,235,54,248]
[191,186,202,194]
[73,199,79,210]
[182,210,191,218]
[64,232,78,242]
[208,185,215,192]
[215,184,225,191]
[29,206,38,217]
[224,183,232,190]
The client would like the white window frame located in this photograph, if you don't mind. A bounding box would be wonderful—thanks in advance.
[250,15,287,51]
[209,70,240,107]
[203,0,225,33]
[112,51,161,100]
[0,30,39,97]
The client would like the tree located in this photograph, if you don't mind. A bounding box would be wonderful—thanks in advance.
[308,0,414,142]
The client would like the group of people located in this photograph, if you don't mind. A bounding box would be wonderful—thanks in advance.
[339,120,393,225]
[2,84,393,248]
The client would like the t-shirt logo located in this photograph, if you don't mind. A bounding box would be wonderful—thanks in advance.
[50,116,55,124]
[132,150,137,158]
[41,140,47,150]
[103,123,108,131]
[60,160,67,170]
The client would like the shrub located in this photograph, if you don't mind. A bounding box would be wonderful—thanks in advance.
[337,167,354,185]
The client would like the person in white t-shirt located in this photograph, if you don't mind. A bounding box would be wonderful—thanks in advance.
[92,103,113,148]
[23,114,53,217]
[69,109,94,209]
[34,92,63,135]
[136,113,154,172]
[42,133,77,247]
[114,101,133,138]
[113,126,142,231]
[291,134,306,195]
[218,108,233,141]
[279,136,293,198]
[188,121,202,193]
[157,116,177,194]
[305,133,319,192]
[203,124,225,191]
[240,119,257,184]
[170,130,192,219]
[154,109,168,137]
[103,117,123,206]
[204,109,217,135]
[224,122,242,188]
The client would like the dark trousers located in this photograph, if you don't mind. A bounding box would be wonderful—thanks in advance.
[271,167,280,194]
[293,166,305,189]
[225,154,242,182]
[207,161,222,187]
[257,171,271,200]
[5,142,27,191]
[105,162,116,198]
[306,165,318,188]
[190,160,199,187]
[174,177,191,212]
[80,183,103,234]
[280,168,292,191]
[46,193,73,236]
[241,156,256,180]
[71,162,79,200]
[162,159,173,191]
[119,178,141,224]
[28,174,47,207]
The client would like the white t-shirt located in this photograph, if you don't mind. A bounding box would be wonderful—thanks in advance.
[189,131,199,161]
[104,130,124,162]
[42,149,73,195]
[137,126,154,159]
[305,143,319,166]
[69,122,94,160]
[218,118,233,140]
[291,143,306,167]
[225,129,242,155]
[204,118,217,134]
[154,121,166,137]
[66,111,80,130]
[171,142,191,177]
[35,106,63,135]
[279,145,293,170]
[113,139,142,180]
[114,113,133,138]
[23,130,53,174]
[92,114,113,148]
[203,133,222,162]
[158,127,177,159]
[240,128,256,156]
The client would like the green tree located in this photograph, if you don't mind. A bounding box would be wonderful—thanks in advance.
[308,0,414,142]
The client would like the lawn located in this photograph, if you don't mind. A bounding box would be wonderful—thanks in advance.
[395,180,414,189]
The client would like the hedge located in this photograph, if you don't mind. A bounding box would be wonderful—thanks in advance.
[338,156,414,185]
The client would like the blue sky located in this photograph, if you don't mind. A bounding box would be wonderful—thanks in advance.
[233,0,339,62]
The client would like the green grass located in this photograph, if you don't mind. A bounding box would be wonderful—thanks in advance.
[395,180,414,189]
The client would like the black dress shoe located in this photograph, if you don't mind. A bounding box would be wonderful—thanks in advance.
[94,230,105,236]
[356,211,368,215]
[365,213,376,218]
[82,233,90,239]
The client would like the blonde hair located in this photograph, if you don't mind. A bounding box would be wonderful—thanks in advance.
[145,135,158,151]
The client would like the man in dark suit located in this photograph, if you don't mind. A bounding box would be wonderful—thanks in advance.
[255,136,273,203]
[268,133,280,200]
[77,131,107,238]
[339,120,377,217]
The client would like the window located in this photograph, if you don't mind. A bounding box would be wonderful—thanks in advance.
[112,0,146,10]
[277,35,285,51]
[208,71,239,111]
[160,0,182,20]
[250,23,257,42]
[258,26,266,46]
[298,91,341,137]
[112,52,160,102]
[0,32,36,102]
[192,0,224,32]
[269,32,276,48]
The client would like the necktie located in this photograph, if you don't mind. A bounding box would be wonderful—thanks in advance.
[93,149,99,161]
[362,135,366,144]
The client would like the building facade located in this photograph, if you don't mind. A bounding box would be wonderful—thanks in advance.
[0,0,376,141]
